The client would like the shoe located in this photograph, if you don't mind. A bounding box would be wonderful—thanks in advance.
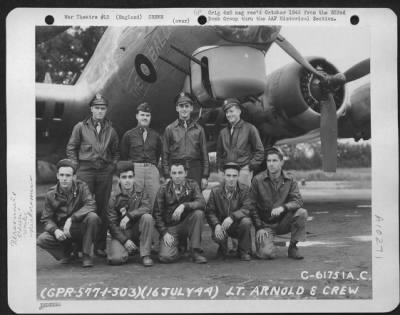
[288,246,304,260]
[95,249,107,257]
[60,256,74,264]
[142,256,153,267]
[82,254,94,267]
[216,246,227,260]
[240,253,251,261]
[192,250,208,264]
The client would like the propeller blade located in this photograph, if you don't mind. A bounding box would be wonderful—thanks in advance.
[275,34,325,79]
[343,58,370,83]
[320,93,338,172]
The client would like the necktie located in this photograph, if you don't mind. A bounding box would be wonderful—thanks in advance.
[141,128,148,142]
[96,122,101,134]
[230,126,234,135]
[183,120,187,129]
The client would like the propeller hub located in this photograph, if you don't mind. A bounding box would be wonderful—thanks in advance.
[300,59,345,114]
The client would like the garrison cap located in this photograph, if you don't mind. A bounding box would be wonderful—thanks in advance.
[56,159,76,172]
[175,92,194,105]
[136,102,152,113]
[116,161,135,177]
[90,93,108,107]
[222,162,241,172]
[265,146,284,160]
[222,98,241,112]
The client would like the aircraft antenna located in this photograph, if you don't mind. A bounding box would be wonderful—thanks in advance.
[170,45,208,69]
[158,56,190,75]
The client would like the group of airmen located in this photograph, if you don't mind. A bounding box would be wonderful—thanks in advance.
[37,92,308,268]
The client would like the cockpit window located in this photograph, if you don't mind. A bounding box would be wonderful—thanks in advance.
[215,25,281,44]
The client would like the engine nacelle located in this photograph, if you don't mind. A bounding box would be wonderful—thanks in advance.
[348,82,370,128]
[190,46,267,107]
[264,57,347,131]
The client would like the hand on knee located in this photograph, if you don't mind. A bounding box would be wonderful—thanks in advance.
[296,208,308,218]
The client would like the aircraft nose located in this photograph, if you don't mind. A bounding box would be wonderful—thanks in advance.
[215,25,281,44]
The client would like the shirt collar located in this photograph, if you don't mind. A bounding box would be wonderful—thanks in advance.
[115,183,141,197]
[229,119,241,128]
[91,117,104,127]
[173,181,186,190]
[262,170,290,181]
[168,180,189,194]
[178,118,192,127]
[224,183,237,193]
[222,182,238,197]
[85,117,110,128]
[55,181,77,198]
[136,124,149,130]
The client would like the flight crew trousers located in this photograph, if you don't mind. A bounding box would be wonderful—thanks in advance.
[106,213,154,265]
[212,217,253,256]
[77,162,114,251]
[185,160,203,188]
[37,212,100,260]
[159,210,204,263]
[133,163,160,208]
[133,162,161,251]
[256,208,308,259]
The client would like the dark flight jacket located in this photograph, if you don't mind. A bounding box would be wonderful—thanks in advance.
[153,179,206,236]
[249,170,303,230]
[205,182,252,230]
[107,185,151,244]
[162,119,209,178]
[66,117,120,168]
[216,119,264,171]
[41,180,97,235]
[120,126,162,166]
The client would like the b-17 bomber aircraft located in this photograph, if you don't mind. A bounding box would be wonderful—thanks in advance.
[36,25,370,183]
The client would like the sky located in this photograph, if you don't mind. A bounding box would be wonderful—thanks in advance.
[264,25,370,92]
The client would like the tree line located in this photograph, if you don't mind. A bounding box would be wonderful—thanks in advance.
[36,26,106,84]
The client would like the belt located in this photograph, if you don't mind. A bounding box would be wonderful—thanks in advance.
[80,160,110,170]
[134,162,153,167]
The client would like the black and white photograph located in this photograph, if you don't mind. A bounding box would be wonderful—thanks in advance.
[6,7,398,313]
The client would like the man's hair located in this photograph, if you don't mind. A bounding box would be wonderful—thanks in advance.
[265,147,284,160]
[56,159,76,174]
[170,159,187,170]
[116,161,135,177]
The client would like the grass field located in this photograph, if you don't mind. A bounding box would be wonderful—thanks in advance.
[286,167,371,181]
[209,167,371,182]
